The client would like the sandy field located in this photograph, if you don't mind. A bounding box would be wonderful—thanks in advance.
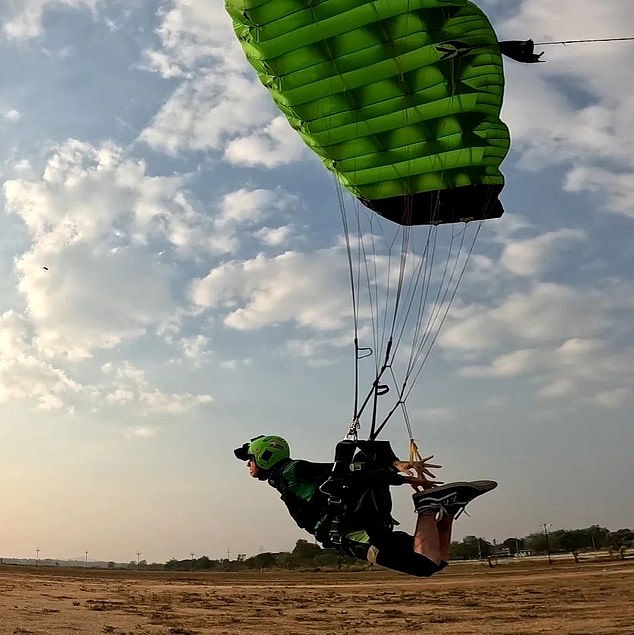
[1,558,633,635]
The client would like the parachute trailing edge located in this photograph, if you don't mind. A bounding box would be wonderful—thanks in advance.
[226,0,513,226]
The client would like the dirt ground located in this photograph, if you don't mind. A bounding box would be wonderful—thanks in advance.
[1,558,633,635]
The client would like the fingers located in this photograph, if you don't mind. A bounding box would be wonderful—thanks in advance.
[414,464,441,476]
[418,455,442,468]
[403,475,443,487]
[413,456,443,468]
[395,459,443,478]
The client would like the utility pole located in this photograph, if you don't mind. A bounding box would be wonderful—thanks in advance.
[85,550,88,569]
[136,551,142,569]
[190,553,196,571]
[542,523,553,565]
[35,548,40,567]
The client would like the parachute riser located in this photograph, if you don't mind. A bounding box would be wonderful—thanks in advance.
[354,337,393,437]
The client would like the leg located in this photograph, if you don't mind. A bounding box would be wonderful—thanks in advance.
[341,529,442,578]
[436,513,454,562]
[413,510,453,564]
[413,511,443,564]
[411,480,496,569]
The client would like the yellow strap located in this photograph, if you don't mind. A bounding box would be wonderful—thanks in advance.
[408,438,424,463]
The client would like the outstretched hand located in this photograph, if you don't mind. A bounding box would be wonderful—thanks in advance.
[393,455,442,491]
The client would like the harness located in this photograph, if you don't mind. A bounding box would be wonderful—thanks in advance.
[315,439,401,548]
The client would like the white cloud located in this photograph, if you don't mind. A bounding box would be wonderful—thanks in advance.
[285,330,353,367]
[441,282,608,352]
[15,243,174,359]
[3,140,215,358]
[462,333,634,408]
[4,140,210,251]
[139,2,306,168]
[544,339,634,407]
[3,109,21,122]
[595,387,630,408]
[419,407,455,423]
[538,377,575,399]
[462,348,544,378]
[0,312,214,416]
[499,1,634,217]
[167,333,214,368]
[180,334,210,360]
[1,0,96,40]
[141,0,243,78]
[101,361,213,415]
[190,249,352,332]
[139,73,274,155]
[463,339,607,380]
[500,228,586,276]
[255,225,294,248]
[0,137,298,412]
[125,426,158,439]
[557,337,602,360]
[219,357,253,370]
[565,166,634,217]
[0,310,81,412]
[202,187,299,256]
[224,116,307,168]
[5,139,302,378]
[218,188,296,228]
[139,0,282,160]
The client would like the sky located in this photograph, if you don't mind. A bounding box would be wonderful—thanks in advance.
[0,0,633,564]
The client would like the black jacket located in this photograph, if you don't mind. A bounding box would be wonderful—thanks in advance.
[267,458,333,535]
[267,448,405,540]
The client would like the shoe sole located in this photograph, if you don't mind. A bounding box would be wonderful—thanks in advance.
[413,480,497,513]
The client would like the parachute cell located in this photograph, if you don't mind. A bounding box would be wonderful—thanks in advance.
[226,0,510,225]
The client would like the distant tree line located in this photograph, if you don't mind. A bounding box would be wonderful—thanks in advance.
[449,525,634,561]
[157,525,633,572]
[14,524,629,572]
[161,539,357,572]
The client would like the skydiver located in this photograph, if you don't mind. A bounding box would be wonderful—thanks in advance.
[235,435,496,578]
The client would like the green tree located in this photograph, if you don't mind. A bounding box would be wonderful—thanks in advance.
[248,552,276,570]
[558,530,590,562]
[524,531,549,554]
[587,525,610,550]
[449,536,492,560]
[502,538,524,555]
[194,556,213,570]
[610,529,634,548]
[292,539,322,560]
[278,552,296,570]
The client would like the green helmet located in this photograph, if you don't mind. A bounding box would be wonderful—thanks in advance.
[247,435,290,470]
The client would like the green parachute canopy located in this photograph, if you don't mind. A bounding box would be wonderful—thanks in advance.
[226,0,510,226]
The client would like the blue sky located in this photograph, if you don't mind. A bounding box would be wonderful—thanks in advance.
[0,0,633,563]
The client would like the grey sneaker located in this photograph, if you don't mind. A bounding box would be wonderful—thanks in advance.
[413,480,497,516]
